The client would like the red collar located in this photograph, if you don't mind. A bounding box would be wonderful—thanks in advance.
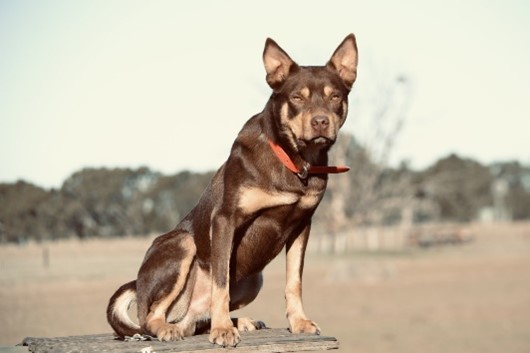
[268,139,350,178]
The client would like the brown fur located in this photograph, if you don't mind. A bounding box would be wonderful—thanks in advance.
[107,33,358,347]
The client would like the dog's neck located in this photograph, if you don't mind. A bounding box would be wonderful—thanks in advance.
[268,138,349,179]
[298,142,330,166]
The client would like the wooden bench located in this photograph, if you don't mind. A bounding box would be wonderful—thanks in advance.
[21,328,339,352]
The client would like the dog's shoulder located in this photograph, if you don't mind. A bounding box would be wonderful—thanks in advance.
[232,113,267,149]
[225,113,273,173]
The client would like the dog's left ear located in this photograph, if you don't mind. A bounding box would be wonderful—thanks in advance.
[263,38,297,89]
[327,33,358,90]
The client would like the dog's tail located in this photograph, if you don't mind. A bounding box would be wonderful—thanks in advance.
[106,280,141,338]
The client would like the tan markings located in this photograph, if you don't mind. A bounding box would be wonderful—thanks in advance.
[112,289,140,330]
[146,235,196,337]
[209,206,218,242]
[148,318,184,341]
[285,227,309,323]
[340,101,348,127]
[330,112,340,134]
[324,86,333,97]
[299,189,324,209]
[284,227,320,334]
[238,186,298,214]
[210,278,241,346]
[235,317,265,331]
[280,102,289,119]
[187,267,212,320]
[210,281,230,323]
[280,103,303,149]
[300,87,310,99]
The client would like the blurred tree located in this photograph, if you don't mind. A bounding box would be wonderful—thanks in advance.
[0,181,51,242]
[418,154,493,222]
[491,161,530,220]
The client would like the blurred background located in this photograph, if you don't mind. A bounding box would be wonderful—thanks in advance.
[1,1,529,352]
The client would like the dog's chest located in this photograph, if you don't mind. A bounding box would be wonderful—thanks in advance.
[237,185,324,215]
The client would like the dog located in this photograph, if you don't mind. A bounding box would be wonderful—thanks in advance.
[107,33,358,347]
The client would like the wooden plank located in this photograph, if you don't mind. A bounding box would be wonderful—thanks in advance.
[0,347,29,353]
[22,328,339,353]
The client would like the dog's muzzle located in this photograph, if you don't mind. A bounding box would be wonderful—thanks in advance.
[309,115,336,145]
[311,115,329,135]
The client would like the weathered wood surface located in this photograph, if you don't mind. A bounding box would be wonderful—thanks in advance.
[22,328,339,353]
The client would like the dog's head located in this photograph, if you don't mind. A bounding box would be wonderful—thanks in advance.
[263,34,358,153]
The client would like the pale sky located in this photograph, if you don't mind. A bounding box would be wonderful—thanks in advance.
[1,0,529,188]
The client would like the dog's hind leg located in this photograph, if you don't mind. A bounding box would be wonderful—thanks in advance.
[136,231,197,341]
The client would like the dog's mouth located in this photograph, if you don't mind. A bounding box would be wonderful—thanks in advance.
[312,136,332,144]
[297,136,334,148]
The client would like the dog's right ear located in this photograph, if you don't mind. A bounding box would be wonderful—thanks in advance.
[263,38,297,89]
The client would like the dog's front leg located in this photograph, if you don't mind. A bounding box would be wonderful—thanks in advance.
[208,212,240,347]
[285,224,321,334]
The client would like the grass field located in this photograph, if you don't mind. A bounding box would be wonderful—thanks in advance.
[1,222,529,352]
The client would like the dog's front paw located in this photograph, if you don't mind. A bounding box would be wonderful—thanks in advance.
[289,319,321,335]
[209,325,240,347]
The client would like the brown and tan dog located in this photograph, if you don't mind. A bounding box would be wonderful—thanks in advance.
[107,34,358,347]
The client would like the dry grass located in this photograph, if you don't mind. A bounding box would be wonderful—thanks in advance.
[1,222,529,352]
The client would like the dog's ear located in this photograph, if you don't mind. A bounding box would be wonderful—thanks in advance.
[326,33,358,90]
[263,38,297,89]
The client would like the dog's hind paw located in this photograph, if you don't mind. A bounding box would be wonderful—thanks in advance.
[234,317,267,331]
[155,323,184,341]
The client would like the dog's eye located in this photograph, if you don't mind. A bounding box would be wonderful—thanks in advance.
[290,94,304,103]
[330,93,342,103]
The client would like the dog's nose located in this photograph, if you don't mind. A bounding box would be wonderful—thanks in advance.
[311,115,329,132]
